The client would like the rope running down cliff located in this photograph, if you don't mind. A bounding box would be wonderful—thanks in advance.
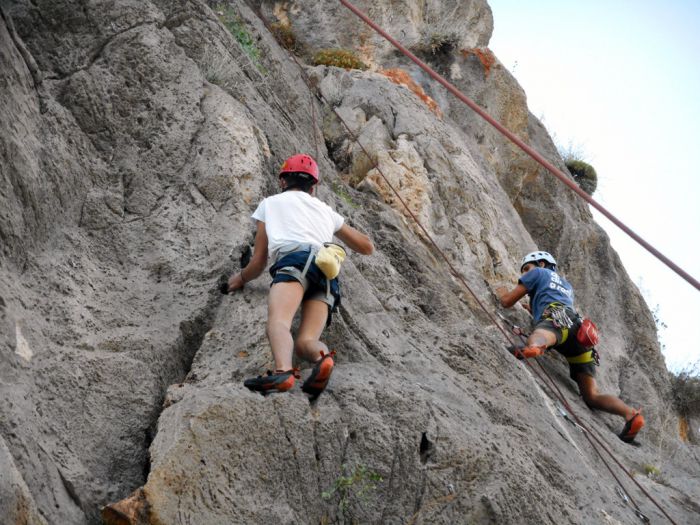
[339,0,700,294]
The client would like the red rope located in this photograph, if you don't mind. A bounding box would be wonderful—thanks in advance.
[339,0,700,293]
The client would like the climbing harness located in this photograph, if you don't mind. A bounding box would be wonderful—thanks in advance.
[539,304,601,366]
[271,247,339,311]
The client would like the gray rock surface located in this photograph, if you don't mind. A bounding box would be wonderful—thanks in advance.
[1,1,698,524]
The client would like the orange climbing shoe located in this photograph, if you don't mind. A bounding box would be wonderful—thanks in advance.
[508,344,546,360]
[619,411,645,443]
[302,351,335,400]
[244,369,299,395]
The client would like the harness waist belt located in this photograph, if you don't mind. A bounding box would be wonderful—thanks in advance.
[275,242,318,262]
[566,350,594,364]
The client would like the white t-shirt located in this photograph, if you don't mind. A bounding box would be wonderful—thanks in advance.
[252,191,345,261]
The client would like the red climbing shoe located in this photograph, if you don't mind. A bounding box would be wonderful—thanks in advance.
[244,369,299,395]
[619,411,645,443]
[302,351,335,400]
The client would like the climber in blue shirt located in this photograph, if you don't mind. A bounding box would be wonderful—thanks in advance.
[497,251,644,443]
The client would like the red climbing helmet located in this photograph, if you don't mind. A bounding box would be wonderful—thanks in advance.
[279,154,319,182]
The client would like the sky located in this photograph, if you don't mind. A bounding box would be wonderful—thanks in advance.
[487,0,700,372]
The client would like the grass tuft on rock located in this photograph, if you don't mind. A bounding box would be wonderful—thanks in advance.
[313,48,367,70]
[215,4,264,72]
[270,22,299,52]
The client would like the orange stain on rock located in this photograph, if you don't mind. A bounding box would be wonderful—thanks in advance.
[461,47,496,78]
[379,68,442,117]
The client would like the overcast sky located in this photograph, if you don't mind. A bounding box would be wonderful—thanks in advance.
[487,0,700,372]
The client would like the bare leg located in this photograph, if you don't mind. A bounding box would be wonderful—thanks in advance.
[294,299,329,363]
[575,373,637,420]
[527,328,557,348]
[267,282,304,370]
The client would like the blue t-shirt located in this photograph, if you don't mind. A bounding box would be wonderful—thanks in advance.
[518,267,575,322]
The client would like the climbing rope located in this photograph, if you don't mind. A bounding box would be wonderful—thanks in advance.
[309,72,320,162]
[245,2,677,522]
[338,0,700,293]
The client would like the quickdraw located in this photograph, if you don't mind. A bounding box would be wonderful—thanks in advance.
[543,303,575,329]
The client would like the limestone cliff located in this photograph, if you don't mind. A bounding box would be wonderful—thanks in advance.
[0,1,698,524]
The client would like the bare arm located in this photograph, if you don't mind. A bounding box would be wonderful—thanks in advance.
[496,283,529,308]
[335,223,373,255]
[228,221,269,292]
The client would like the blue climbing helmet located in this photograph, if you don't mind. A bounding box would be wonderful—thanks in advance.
[520,251,557,271]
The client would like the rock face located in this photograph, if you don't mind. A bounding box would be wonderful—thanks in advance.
[0,1,698,524]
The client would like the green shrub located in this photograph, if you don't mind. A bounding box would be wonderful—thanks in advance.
[671,362,700,419]
[215,4,264,72]
[321,464,382,511]
[642,464,663,483]
[565,159,597,195]
[331,181,359,208]
[313,48,367,70]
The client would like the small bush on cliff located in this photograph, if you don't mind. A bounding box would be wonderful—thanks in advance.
[670,362,700,419]
[558,142,597,195]
[414,33,459,55]
[313,49,367,70]
[202,49,239,91]
[565,159,597,195]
